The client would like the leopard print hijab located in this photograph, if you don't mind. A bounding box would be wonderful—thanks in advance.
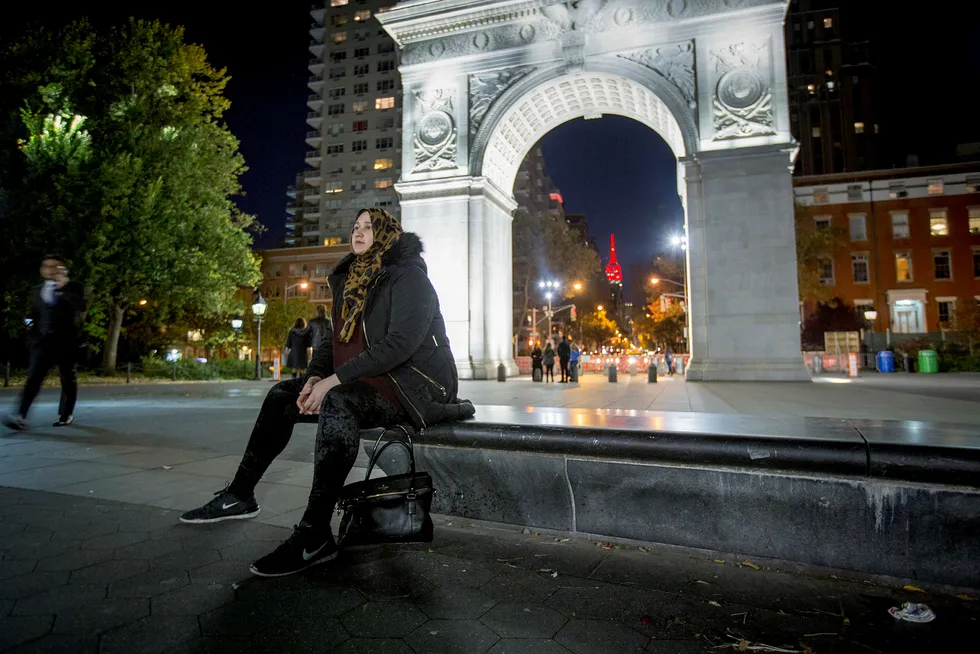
[338,208,402,343]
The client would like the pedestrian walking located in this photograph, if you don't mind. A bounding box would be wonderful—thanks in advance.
[283,318,311,379]
[665,348,674,376]
[557,335,571,383]
[530,344,543,382]
[305,304,332,353]
[4,255,87,431]
[179,208,475,578]
[543,341,556,383]
[569,343,581,381]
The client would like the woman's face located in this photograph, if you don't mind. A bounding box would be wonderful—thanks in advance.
[351,212,374,255]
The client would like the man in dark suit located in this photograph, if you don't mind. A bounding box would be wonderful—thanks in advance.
[4,255,87,430]
[305,304,332,354]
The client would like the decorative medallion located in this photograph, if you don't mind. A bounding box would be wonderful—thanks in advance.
[473,32,490,50]
[540,0,606,32]
[613,7,633,26]
[429,41,445,58]
[710,41,775,140]
[667,0,687,18]
[519,24,536,42]
[468,66,535,137]
[412,89,458,172]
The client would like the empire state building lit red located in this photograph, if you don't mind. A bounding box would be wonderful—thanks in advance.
[605,234,622,284]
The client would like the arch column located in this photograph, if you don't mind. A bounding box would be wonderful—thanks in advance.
[396,177,519,380]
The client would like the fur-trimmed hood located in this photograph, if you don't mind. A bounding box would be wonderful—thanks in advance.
[331,231,426,279]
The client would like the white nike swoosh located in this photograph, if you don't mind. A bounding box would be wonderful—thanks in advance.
[302,543,326,561]
[221,502,239,510]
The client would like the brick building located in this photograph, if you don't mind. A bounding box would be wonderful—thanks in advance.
[257,243,350,308]
[795,163,980,342]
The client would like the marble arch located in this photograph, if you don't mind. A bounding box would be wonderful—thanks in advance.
[379,0,809,381]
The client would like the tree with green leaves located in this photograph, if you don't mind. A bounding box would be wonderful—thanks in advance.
[579,307,618,351]
[796,214,845,303]
[0,19,260,373]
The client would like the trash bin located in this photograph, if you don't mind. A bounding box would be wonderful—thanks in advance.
[570,362,579,383]
[903,354,915,373]
[648,364,657,383]
[608,364,617,383]
[812,354,824,374]
[918,349,939,374]
[876,351,895,373]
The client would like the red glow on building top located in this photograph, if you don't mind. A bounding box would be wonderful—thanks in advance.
[550,192,564,205]
[605,234,622,284]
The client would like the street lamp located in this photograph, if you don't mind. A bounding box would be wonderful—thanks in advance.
[650,277,686,289]
[538,279,561,341]
[670,234,688,250]
[284,280,309,304]
[252,295,268,380]
[230,314,244,379]
[573,282,583,291]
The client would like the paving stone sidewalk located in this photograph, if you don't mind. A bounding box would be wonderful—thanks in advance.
[2,486,977,654]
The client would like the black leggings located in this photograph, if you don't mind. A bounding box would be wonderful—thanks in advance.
[228,377,405,534]
[545,364,554,382]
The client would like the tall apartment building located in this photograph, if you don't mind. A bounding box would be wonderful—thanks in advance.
[785,0,882,176]
[287,0,402,248]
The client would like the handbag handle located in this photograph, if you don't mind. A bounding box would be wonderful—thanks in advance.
[364,424,416,481]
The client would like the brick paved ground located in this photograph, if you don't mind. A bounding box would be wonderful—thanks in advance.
[2,485,977,654]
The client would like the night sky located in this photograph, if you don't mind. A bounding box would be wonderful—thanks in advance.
[6,2,980,274]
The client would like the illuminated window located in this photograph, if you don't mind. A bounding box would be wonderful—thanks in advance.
[895,251,913,282]
[326,144,343,155]
[353,63,369,75]
[331,15,348,27]
[352,120,368,132]
[818,258,834,285]
[888,182,906,199]
[807,83,815,94]
[927,178,944,195]
[854,121,864,134]
[849,214,866,241]
[374,158,393,170]
[375,178,393,189]
[330,0,348,6]
[851,253,869,283]
[811,126,820,137]
[354,9,371,20]
[352,100,368,113]
[377,60,395,73]
[375,137,394,149]
[377,79,395,92]
[324,237,343,246]
[934,250,952,280]
[376,96,395,110]
[969,208,980,234]
[891,213,909,239]
[929,210,948,236]
[324,181,343,194]
[352,140,367,152]
[331,32,347,44]
[824,17,833,28]
[353,83,369,94]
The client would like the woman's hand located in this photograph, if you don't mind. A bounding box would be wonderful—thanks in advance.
[300,374,342,415]
[296,376,322,412]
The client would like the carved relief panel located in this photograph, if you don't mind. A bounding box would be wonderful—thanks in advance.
[411,87,460,173]
[707,39,776,140]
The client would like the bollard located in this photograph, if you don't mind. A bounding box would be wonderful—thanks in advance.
[647,364,657,383]
[570,362,579,383]
[497,363,507,382]
[4,361,9,387]
[126,362,131,384]
[172,362,177,382]
[608,364,617,383]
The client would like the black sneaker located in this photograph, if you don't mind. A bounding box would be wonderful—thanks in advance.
[4,415,26,431]
[250,523,338,578]
[179,487,260,524]
[53,415,73,427]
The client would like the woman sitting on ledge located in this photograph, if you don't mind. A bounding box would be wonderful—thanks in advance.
[179,208,474,577]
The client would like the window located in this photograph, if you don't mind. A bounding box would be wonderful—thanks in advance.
[377,196,394,208]
[354,28,371,40]
[811,126,821,138]
[331,31,347,44]
[938,299,955,326]
[273,263,281,278]
[847,184,863,202]
[927,178,944,195]
[352,100,368,112]
[352,140,367,152]
[375,137,394,149]
[330,0,349,5]
[350,179,366,192]
[288,263,305,277]
[352,120,368,132]
[814,217,831,230]
[353,63,369,75]
[329,67,346,79]
[326,144,344,155]
[806,83,816,94]
[314,263,330,279]
[325,199,343,210]
[351,160,368,173]
[375,177,393,189]
[354,9,371,20]
[354,47,370,58]
[970,208,980,234]
[353,82,369,94]
[328,87,345,98]
[330,51,347,62]
[824,17,833,28]
[325,163,343,174]
[324,181,343,194]
[854,121,864,134]
[324,237,343,246]
[807,20,814,29]
[851,253,869,283]
[849,214,867,241]
[377,79,395,92]
[378,116,395,129]
[374,158,393,170]
[934,250,952,280]
[929,210,948,236]
[327,103,345,115]
[377,60,395,73]
[331,15,348,27]
[818,258,834,285]
[973,248,980,278]
[378,42,395,54]
[891,213,910,239]
[895,251,913,282]
[967,175,980,193]
[874,124,880,134]
[376,96,395,110]
[327,122,344,136]
[813,187,828,203]
[888,182,907,198]
[855,302,874,319]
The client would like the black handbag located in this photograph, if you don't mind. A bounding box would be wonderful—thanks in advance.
[337,424,434,546]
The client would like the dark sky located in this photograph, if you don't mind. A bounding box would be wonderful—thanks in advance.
[7,2,980,269]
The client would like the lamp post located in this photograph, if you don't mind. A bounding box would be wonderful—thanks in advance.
[284,281,309,304]
[538,279,561,342]
[252,296,268,380]
[864,309,878,368]
[231,314,244,379]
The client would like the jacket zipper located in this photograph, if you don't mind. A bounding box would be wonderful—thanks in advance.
[410,365,446,397]
[360,278,427,429]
